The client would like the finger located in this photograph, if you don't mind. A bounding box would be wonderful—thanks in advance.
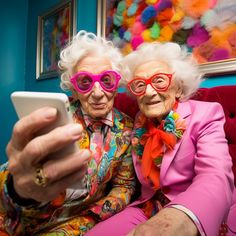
[33,167,88,202]
[42,149,91,184]
[22,123,84,166]
[11,107,57,150]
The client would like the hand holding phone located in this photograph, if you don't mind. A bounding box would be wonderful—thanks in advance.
[11,91,88,192]
[11,91,78,155]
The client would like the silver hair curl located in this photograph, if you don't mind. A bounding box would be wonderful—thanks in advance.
[58,30,124,91]
[121,42,204,101]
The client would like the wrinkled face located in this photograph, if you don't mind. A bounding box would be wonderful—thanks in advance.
[134,60,182,121]
[73,54,117,119]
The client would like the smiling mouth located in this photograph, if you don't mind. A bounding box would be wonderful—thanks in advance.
[146,101,161,105]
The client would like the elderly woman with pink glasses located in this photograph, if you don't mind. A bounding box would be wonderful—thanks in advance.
[0,31,135,235]
[86,42,235,236]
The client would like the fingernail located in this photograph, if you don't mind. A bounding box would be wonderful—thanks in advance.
[68,124,82,136]
[81,149,92,161]
[44,107,57,118]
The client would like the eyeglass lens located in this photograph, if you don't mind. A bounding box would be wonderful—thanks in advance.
[75,72,118,92]
[130,74,171,94]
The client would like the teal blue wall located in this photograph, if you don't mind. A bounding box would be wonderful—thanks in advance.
[25,0,97,93]
[0,0,97,163]
[0,0,28,163]
[201,74,236,88]
[0,0,236,163]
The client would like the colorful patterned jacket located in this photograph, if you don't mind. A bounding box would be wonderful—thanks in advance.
[0,102,136,235]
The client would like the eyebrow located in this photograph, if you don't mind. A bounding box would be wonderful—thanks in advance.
[134,72,164,78]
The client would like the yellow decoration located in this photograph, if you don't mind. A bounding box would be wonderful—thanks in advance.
[121,43,133,55]
[159,25,174,42]
[142,29,153,42]
[145,0,159,4]
[170,7,185,23]
[77,131,90,149]
[173,112,180,119]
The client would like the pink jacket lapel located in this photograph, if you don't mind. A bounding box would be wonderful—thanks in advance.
[133,101,193,191]
[160,101,192,182]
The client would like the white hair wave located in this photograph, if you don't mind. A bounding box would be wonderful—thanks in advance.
[58,30,124,91]
[121,42,204,101]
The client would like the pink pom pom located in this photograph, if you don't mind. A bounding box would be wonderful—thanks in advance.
[209,0,217,8]
[209,48,230,61]
[131,21,145,35]
[131,36,144,50]
[187,23,209,47]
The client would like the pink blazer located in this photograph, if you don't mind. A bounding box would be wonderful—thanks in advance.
[131,100,235,236]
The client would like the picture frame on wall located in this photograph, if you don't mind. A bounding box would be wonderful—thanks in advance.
[36,0,76,80]
[97,0,236,76]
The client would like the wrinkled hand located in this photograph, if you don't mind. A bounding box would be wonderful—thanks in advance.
[6,107,91,202]
[126,207,198,236]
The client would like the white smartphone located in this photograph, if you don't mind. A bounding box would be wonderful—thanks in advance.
[11,91,87,191]
[11,91,78,156]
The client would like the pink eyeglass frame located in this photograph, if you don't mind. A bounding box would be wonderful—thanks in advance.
[70,70,121,93]
[127,73,173,96]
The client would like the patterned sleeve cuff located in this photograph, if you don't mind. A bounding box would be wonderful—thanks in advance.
[88,201,114,221]
[168,204,206,236]
[6,174,39,207]
[1,173,21,234]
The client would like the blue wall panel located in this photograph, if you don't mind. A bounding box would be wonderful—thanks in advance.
[201,74,236,88]
[25,0,65,93]
[25,0,97,93]
[0,0,28,163]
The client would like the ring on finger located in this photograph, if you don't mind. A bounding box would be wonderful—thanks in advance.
[34,167,48,187]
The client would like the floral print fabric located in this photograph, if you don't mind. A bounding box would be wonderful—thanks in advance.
[0,100,135,236]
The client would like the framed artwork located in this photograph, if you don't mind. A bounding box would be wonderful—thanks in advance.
[97,0,236,76]
[36,0,76,80]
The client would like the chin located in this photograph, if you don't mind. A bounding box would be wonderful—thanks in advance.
[140,107,162,119]
[144,112,161,119]
[90,110,108,119]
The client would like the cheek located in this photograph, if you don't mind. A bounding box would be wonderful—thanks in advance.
[161,92,176,108]
[105,93,116,108]
[76,93,89,108]
[137,97,143,108]
[165,89,177,102]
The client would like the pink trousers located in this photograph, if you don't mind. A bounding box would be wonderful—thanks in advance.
[85,206,147,236]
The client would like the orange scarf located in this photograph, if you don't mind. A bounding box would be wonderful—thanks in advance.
[140,120,177,190]
[132,103,186,190]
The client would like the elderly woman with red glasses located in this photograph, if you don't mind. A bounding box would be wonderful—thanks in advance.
[0,31,136,235]
[86,42,235,236]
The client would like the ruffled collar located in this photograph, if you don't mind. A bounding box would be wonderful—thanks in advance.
[132,105,186,189]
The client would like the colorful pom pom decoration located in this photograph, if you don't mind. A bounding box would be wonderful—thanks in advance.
[104,0,236,62]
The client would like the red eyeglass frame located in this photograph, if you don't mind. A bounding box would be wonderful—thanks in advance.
[127,73,173,96]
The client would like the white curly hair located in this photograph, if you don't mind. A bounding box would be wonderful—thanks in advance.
[122,42,204,101]
[58,30,124,91]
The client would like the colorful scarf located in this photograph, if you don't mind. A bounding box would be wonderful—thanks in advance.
[132,104,186,190]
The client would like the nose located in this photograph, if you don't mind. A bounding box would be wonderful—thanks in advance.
[91,82,104,97]
[145,84,156,96]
